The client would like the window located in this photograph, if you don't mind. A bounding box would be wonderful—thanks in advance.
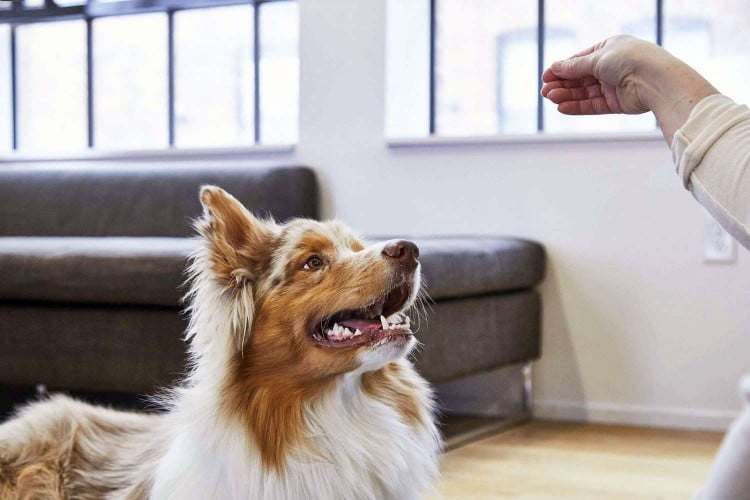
[174,5,254,147]
[94,14,168,150]
[0,0,298,154]
[386,0,746,139]
[17,20,87,152]
[0,26,13,152]
[259,1,299,144]
[435,0,538,136]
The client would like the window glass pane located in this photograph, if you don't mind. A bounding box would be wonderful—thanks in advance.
[174,5,253,147]
[385,0,430,138]
[664,0,750,106]
[544,1,656,134]
[94,14,167,149]
[260,1,299,144]
[17,21,87,152]
[435,0,538,135]
[0,26,11,151]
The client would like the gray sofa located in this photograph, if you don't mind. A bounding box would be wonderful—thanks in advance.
[0,165,545,417]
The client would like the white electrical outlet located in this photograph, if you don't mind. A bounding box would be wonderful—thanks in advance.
[705,216,737,263]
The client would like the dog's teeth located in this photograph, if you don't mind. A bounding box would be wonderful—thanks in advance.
[354,329,362,337]
[328,325,342,339]
[380,315,389,330]
[343,328,353,338]
[386,313,400,324]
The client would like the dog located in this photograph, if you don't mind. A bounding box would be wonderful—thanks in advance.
[0,186,441,499]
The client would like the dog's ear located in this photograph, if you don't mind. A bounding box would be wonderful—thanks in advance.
[198,185,276,285]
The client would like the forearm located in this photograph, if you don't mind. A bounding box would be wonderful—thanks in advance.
[672,95,750,250]
[635,49,719,144]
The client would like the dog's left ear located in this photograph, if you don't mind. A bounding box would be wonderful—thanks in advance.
[198,185,276,285]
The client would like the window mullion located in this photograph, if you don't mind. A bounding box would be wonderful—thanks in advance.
[428,0,436,135]
[10,24,16,150]
[656,0,663,45]
[253,2,260,144]
[168,9,175,146]
[536,0,545,132]
[86,17,93,148]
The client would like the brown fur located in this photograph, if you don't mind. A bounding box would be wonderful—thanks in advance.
[362,364,426,427]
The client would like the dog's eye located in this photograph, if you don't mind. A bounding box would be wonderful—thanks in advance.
[303,256,323,271]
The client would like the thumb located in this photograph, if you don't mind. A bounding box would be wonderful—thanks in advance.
[551,54,595,80]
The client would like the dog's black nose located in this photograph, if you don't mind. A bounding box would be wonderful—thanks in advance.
[382,240,419,268]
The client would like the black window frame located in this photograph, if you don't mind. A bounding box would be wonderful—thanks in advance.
[1,0,295,151]
[427,0,665,135]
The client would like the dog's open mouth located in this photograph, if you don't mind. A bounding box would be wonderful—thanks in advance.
[310,282,414,349]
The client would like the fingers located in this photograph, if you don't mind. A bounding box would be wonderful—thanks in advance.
[540,39,618,116]
[558,97,615,115]
[571,43,599,58]
[542,81,618,115]
[541,43,599,83]
[541,76,599,97]
[550,53,596,80]
[545,84,615,115]
[545,84,603,104]
[540,66,559,83]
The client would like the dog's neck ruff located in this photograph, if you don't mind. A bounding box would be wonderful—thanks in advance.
[151,367,439,500]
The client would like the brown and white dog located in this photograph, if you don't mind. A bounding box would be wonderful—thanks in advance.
[0,186,441,499]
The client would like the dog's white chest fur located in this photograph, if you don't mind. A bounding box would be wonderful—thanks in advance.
[150,373,439,500]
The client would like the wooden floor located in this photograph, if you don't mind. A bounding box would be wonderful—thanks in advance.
[432,421,723,499]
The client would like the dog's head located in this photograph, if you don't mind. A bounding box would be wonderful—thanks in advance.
[194,185,422,379]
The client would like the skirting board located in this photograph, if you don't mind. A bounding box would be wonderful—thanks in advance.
[534,399,739,432]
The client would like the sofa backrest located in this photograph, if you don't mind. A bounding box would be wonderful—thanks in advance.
[0,164,318,237]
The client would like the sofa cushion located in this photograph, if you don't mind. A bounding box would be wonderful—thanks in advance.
[0,236,545,306]
[0,237,194,306]
[409,237,545,300]
[413,290,541,383]
[0,302,187,393]
[0,165,318,237]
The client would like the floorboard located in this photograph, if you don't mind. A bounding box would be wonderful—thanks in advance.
[433,420,723,499]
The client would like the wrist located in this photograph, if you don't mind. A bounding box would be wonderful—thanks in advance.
[635,49,718,142]
[634,47,686,110]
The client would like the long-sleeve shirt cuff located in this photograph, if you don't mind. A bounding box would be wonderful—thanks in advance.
[671,94,750,250]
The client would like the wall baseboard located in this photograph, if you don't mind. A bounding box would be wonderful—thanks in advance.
[534,399,739,432]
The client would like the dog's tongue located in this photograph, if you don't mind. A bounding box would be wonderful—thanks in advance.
[340,318,382,333]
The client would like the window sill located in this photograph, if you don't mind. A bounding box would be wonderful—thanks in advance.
[0,144,296,163]
[387,131,665,149]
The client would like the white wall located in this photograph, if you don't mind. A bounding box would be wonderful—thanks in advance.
[292,0,750,431]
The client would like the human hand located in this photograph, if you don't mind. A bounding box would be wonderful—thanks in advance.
[541,35,663,115]
[540,35,718,143]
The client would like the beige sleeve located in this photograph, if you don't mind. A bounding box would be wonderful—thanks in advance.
[671,94,750,250]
